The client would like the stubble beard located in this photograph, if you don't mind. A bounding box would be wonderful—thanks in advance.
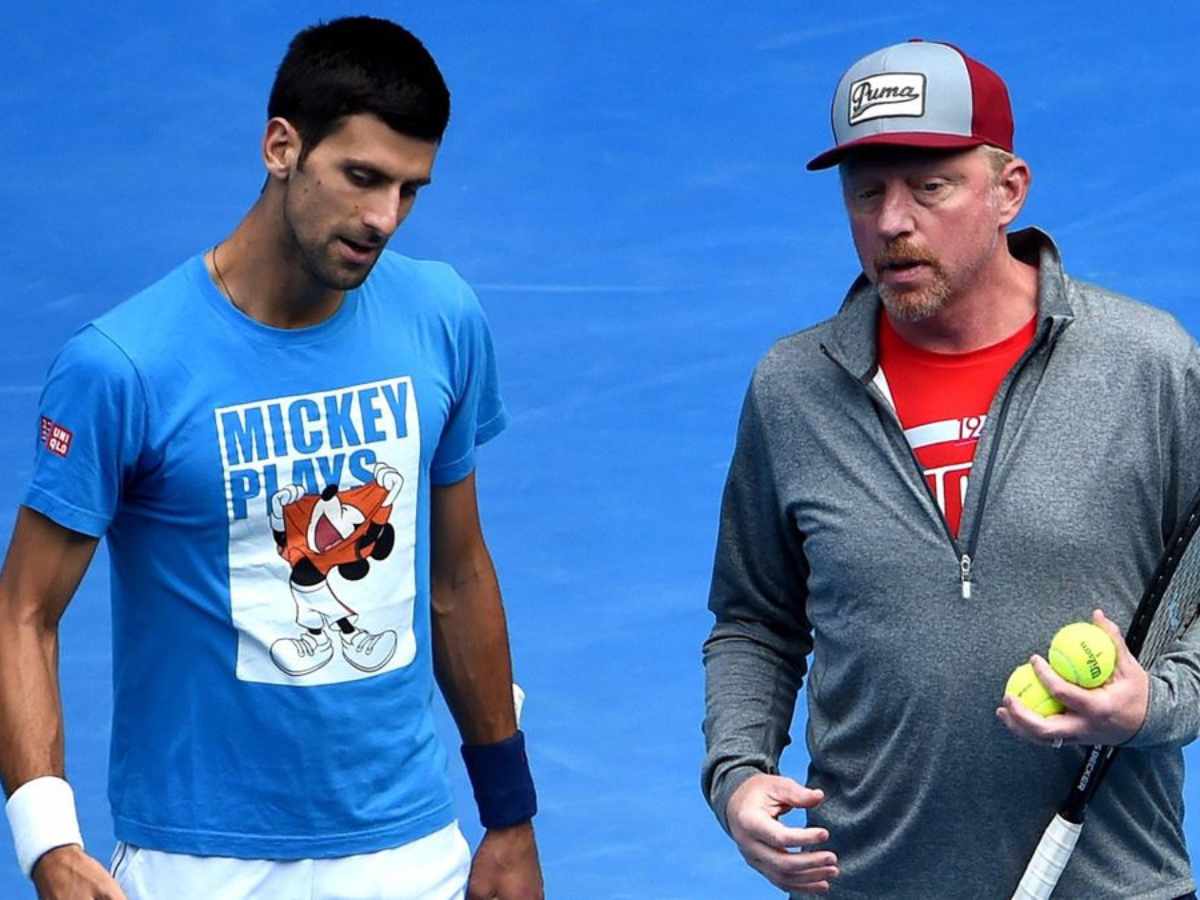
[877,268,952,323]
[283,185,376,293]
[298,231,374,292]
[878,224,1001,323]
[319,243,374,291]
[873,238,952,323]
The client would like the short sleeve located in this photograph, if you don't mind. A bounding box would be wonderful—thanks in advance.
[23,325,148,537]
[430,279,508,485]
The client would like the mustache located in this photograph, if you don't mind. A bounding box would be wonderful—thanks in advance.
[874,240,939,270]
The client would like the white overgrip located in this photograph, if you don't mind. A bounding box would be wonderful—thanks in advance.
[1011,815,1083,899]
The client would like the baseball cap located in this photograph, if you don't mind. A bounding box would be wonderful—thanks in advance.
[806,39,1013,171]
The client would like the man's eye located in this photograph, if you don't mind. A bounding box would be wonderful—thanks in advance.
[400,183,419,198]
[347,169,372,186]
[920,181,945,193]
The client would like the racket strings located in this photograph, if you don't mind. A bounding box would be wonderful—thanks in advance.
[1137,526,1200,668]
[1011,503,1200,899]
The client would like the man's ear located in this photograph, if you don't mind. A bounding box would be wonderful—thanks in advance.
[263,117,303,182]
[995,156,1032,228]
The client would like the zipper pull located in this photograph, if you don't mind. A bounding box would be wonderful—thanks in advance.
[960,554,973,599]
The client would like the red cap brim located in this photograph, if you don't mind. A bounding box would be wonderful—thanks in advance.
[806,132,988,171]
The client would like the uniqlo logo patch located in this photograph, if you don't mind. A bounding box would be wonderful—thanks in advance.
[40,416,73,457]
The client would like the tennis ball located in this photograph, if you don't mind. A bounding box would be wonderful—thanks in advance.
[1048,622,1116,688]
[1005,663,1064,717]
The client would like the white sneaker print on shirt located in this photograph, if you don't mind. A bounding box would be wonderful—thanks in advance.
[340,627,398,672]
[269,630,335,676]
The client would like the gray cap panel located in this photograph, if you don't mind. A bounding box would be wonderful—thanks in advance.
[830,42,973,143]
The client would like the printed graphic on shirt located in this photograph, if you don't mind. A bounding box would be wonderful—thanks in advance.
[215,377,421,686]
[904,414,987,533]
[876,312,1035,539]
[40,416,73,457]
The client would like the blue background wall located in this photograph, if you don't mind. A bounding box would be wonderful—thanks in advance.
[1,2,1197,896]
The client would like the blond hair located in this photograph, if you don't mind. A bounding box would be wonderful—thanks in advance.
[982,145,1016,183]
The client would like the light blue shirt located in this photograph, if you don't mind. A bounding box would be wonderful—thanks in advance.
[26,251,507,858]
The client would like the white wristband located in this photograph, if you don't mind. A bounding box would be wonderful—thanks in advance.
[5,776,84,878]
[513,683,525,725]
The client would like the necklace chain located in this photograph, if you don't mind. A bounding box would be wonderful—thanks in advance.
[211,243,240,311]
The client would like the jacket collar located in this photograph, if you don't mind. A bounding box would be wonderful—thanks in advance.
[825,226,1075,381]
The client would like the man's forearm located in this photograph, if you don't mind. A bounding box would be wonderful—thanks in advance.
[0,508,98,798]
[0,613,66,797]
[431,545,518,745]
[702,623,806,833]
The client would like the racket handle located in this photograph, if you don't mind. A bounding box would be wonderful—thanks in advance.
[1011,815,1082,899]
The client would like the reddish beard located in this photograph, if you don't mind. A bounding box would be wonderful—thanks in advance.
[873,239,951,322]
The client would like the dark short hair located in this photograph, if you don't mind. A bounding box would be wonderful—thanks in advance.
[268,16,450,160]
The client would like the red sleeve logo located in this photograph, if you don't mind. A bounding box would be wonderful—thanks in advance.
[39,416,73,457]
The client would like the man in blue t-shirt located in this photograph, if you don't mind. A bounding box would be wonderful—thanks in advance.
[0,16,542,900]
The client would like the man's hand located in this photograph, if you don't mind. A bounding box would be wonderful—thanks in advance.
[31,845,127,900]
[466,822,543,900]
[996,609,1149,747]
[726,773,839,895]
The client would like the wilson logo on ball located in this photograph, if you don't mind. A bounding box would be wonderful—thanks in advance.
[1080,642,1103,681]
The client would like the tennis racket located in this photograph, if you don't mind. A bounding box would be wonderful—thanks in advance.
[1011,492,1200,899]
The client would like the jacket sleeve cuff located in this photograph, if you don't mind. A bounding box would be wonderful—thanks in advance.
[1122,674,1170,748]
[710,764,765,836]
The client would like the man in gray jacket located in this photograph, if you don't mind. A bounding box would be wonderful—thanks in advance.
[702,39,1200,898]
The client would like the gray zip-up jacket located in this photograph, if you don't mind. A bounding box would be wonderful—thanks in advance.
[702,228,1200,899]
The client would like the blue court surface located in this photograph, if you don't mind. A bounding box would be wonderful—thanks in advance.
[2,1,1198,897]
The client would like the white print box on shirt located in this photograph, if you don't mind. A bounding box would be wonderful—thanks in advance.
[215,377,421,687]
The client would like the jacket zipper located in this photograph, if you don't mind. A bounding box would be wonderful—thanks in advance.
[821,319,1065,600]
[953,320,1062,597]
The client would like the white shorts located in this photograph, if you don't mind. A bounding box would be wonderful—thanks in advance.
[110,821,470,900]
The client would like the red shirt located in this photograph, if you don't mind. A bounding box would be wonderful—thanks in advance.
[877,312,1036,537]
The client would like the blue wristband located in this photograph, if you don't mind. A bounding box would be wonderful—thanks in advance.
[461,730,538,829]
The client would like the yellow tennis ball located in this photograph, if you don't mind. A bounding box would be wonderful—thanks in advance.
[1048,622,1116,688]
[1004,663,1064,717]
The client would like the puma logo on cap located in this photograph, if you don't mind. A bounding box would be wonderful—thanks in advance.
[848,73,926,125]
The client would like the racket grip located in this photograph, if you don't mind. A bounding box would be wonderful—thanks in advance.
[1011,815,1082,899]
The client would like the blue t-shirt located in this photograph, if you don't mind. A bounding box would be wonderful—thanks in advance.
[25,251,508,859]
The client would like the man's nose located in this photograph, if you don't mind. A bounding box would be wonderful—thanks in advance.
[876,186,916,241]
[360,188,403,237]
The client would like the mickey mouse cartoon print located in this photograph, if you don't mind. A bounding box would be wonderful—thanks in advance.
[267,462,404,676]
